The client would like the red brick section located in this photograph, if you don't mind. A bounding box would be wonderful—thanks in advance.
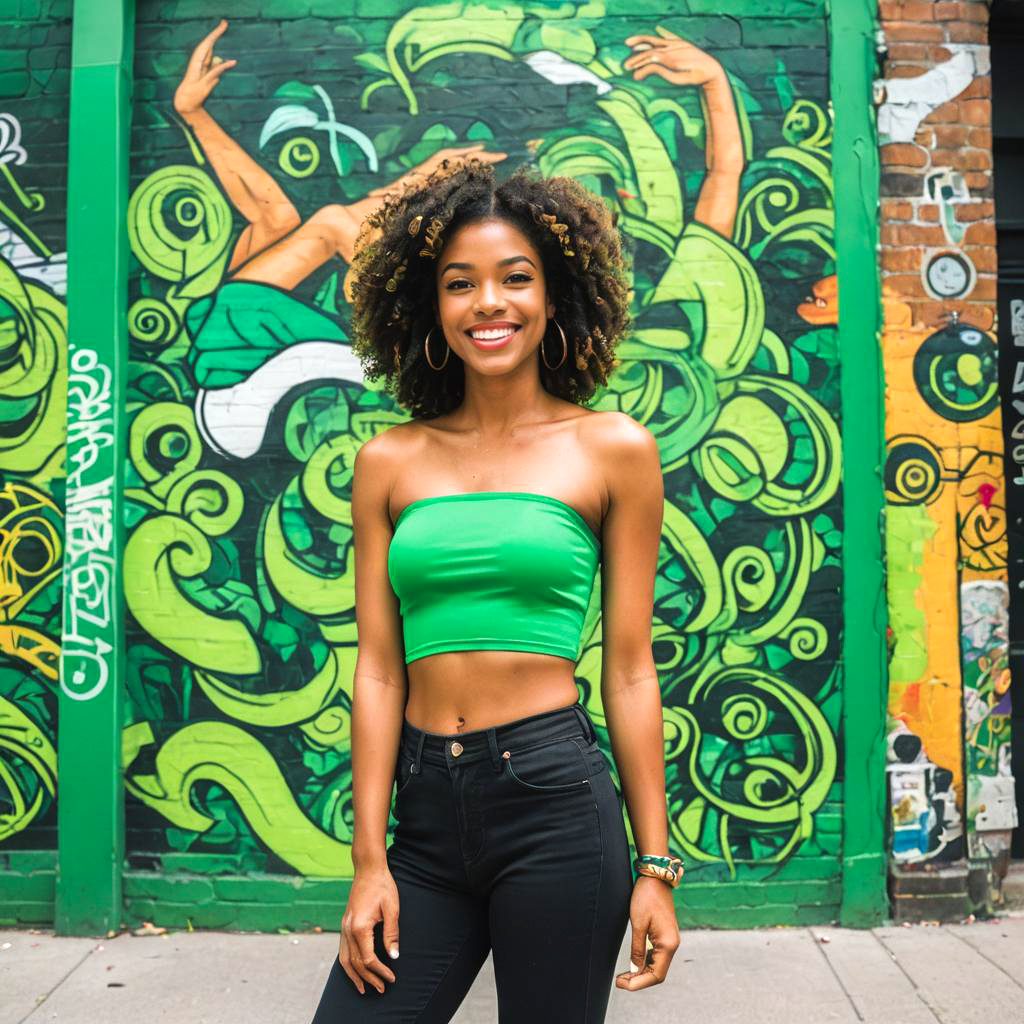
[878,0,995,331]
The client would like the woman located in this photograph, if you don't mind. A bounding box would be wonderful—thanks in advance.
[311,156,680,1023]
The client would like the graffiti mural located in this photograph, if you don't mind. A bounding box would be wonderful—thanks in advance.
[0,105,67,849]
[123,4,842,891]
[878,2,1015,865]
[882,297,1013,862]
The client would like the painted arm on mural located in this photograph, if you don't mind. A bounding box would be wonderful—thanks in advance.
[173,20,505,291]
[624,29,744,238]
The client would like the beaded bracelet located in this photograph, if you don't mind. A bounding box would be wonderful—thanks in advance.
[633,854,684,888]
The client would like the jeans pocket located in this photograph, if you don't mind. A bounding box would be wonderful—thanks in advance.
[394,752,418,796]
[501,735,592,792]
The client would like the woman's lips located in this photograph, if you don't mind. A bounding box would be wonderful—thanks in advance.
[466,326,520,350]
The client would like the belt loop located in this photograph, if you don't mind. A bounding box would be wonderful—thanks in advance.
[573,703,596,744]
[412,730,426,773]
[487,726,502,771]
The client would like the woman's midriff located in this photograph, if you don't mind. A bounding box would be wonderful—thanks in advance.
[403,649,581,734]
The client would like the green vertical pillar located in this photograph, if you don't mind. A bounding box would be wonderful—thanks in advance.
[56,0,133,935]
[830,0,890,926]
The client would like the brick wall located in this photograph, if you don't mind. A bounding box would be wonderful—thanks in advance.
[879,0,995,328]
[878,0,1015,880]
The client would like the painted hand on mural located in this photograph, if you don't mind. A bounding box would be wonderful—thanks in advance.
[364,144,507,200]
[623,28,744,237]
[173,19,237,119]
[624,29,727,88]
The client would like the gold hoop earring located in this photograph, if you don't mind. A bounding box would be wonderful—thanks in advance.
[424,326,450,371]
[541,319,567,371]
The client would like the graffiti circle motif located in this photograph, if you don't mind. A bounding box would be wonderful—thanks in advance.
[885,437,943,505]
[912,323,999,423]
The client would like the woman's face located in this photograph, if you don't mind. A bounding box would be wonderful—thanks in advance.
[435,218,555,374]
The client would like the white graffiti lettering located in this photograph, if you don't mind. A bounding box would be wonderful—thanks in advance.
[60,346,115,702]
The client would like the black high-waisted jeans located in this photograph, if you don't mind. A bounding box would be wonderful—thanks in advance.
[311,701,633,1023]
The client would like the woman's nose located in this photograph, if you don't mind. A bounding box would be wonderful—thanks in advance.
[475,279,504,311]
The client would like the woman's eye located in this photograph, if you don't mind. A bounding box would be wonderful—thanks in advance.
[445,273,534,291]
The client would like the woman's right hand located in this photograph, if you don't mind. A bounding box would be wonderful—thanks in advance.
[174,19,237,118]
[339,865,401,995]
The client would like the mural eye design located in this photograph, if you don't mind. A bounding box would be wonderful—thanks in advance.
[885,437,944,506]
[911,323,999,423]
[279,136,320,178]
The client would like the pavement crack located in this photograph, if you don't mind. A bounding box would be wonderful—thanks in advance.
[808,928,864,1022]
[16,942,98,1024]
[947,927,1024,993]
[870,931,946,1024]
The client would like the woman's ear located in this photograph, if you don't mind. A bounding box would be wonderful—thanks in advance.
[546,295,556,320]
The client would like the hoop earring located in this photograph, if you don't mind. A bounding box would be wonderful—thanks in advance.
[541,319,567,371]
[423,326,450,371]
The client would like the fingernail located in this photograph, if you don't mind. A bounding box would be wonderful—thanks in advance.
[389,946,400,959]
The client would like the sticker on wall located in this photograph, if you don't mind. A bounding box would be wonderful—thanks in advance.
[924,168,971,247]
[922,249,976,301]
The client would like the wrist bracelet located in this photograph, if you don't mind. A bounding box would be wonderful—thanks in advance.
[633,854,684,888]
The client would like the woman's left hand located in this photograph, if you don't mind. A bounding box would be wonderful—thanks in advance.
[614,876,681,991]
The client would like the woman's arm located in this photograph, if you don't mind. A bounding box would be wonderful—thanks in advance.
[624,29,745,238]
[349,431,408,867]
[591,411,680,991]
[340,433,409,995]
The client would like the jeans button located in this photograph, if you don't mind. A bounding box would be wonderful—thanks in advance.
[450,741,463,757]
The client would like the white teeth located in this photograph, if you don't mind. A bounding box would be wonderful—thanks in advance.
[470,327,517,341]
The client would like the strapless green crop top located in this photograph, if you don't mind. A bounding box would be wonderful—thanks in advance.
[387,491,601,664]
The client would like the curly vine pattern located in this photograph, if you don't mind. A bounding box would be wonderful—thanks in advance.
[113,8,842,884]
[0,111,67,847]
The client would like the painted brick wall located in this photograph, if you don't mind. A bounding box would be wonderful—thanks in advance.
[120,0,846,931]
[878,0,1015,877]
[879,0,994,329]
[0,0,69,925]
[0,0,885,932]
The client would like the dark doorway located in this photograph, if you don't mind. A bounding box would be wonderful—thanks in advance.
[992,0,1024,858]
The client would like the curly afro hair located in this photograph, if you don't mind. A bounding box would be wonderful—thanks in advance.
[348,158,633,419]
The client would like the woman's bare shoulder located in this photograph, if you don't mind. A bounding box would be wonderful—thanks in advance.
[576,407,653,446]
[579,409,660,482]
[357,419,427,468]
[354,420,433,520]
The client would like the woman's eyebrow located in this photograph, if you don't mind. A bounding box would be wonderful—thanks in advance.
[440,255,537,274]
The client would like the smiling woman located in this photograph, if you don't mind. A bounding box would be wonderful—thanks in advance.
[308,155,678,1022]
[347,158,632,418]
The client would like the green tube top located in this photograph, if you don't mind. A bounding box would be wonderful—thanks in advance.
[387,491,601,664]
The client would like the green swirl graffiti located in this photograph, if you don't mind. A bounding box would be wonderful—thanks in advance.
[124,720,352,876]
[0,695,57,842]
[664,666,836,875]
[121,9,841,885]
[0,259,67,479]
[279,136,321,178]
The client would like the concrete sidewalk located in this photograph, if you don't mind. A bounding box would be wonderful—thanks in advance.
[3,915,1023,1023]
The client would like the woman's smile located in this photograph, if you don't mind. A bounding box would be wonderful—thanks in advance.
[466,321,521,350]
